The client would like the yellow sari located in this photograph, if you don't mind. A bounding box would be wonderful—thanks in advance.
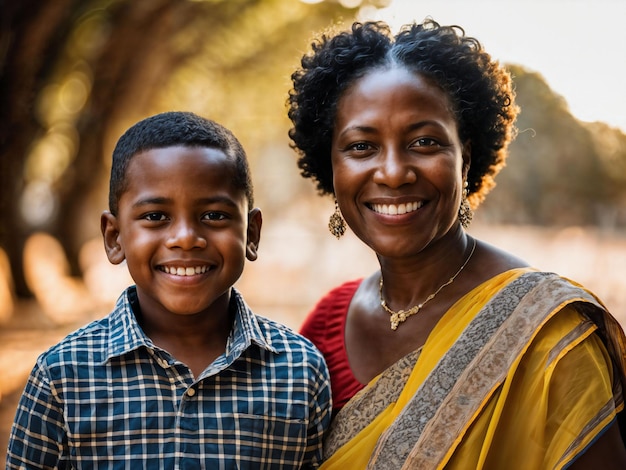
[321,269,626,469]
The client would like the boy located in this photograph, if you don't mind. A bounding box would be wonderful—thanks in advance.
[6,111,332,469]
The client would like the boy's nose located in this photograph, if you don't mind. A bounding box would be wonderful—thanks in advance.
[166,221,207,250]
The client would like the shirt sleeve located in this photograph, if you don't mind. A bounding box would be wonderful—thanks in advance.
[6,359,68,469]
[302,348,333,469]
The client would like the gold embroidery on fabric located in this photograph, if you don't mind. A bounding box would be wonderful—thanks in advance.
[397,276,609,470]
[323,349,421,460]
[369,273,594,470]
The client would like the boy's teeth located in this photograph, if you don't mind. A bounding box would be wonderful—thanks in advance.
[163,266,207,275]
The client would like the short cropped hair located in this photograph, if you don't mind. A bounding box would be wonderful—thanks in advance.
[288,19,518,207]
[109,111,253,214]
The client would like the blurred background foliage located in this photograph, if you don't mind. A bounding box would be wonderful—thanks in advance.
[1,0,384,300]
[1,0,626,305]
[3,0,626,456]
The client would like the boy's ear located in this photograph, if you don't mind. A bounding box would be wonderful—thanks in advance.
[101,211,125,265]
[246,208,262,262]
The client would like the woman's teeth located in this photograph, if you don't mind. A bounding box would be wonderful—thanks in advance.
[372,201,423,215]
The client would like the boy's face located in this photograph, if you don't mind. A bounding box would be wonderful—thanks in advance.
[101,145,261,319]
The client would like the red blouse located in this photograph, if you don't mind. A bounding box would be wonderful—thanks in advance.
[300,279,366,414]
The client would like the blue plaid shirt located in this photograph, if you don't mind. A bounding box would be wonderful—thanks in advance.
[7,286,331,469]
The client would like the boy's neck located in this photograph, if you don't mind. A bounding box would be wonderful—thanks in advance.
[132,290,234,377]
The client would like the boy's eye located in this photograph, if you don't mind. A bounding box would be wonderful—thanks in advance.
[203,212,227,221]
[143,212,167,222]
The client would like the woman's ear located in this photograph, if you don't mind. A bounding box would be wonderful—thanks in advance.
[462,140,472,180]
[101,211,125,265]
[246,208,262,262]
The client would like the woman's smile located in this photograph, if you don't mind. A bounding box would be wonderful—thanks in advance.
[369,200,424,215]
[331,66,465,255]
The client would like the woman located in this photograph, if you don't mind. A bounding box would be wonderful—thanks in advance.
[287,19,626,469]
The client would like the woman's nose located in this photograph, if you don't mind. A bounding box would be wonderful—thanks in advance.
[372,148,418,188]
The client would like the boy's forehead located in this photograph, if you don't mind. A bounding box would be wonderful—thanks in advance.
[117,146,250,206]
[132,144,230,161]
[127,145,234,174]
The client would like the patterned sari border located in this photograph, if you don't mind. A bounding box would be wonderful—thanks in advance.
[369,272,602,469]
[323,349,420,458]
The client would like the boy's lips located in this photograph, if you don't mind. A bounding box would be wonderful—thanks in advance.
[369,200,424,215]
[158,265,212,276]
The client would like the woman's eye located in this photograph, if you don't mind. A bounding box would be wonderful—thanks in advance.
[414,137,439,147]
[351,142,371,151]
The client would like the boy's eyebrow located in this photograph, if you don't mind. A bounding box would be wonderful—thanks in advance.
[131,195,239,208]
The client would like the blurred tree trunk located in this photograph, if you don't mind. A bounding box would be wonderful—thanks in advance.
[1,0,79,296]
[56,0,210,280]
[3,0,625,303]
[0,0,230,295]
[0,0,357,298]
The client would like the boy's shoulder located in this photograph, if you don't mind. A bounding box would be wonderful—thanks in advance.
[254,314,325,359]
[36,303,131,370]
[231,288,325,362]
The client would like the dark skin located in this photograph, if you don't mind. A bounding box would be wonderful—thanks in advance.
[569,422,626,469]
[136,296,234,378]
[102,146,262,378]
[345,235,526,384]
[333,66,626,467]
[334,68,526,383]
[347,240,626,468]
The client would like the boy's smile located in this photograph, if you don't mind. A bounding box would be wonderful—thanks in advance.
[101,145,261,323]
[159,265,210,276]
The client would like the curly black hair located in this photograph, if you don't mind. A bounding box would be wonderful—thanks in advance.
[287,19,518,208]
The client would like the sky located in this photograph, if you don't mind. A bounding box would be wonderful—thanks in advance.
[363,0,626,132]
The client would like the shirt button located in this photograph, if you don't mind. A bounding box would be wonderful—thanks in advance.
[187,388,196,397]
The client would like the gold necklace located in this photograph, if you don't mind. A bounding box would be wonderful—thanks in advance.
[379,238,477,330]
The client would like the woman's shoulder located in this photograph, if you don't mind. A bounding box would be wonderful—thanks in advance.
[472,238,530,274]
[300,279,362,342]
[312,279,363,313]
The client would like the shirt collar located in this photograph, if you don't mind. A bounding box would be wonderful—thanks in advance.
[226,287,278,358]
[105,286,152,361]
[105,286,277,363]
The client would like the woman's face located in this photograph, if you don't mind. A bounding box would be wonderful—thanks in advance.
[331,67,469,258]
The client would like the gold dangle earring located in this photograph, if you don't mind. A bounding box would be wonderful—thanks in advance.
[328,199,346,239]
[459,181,473,228]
